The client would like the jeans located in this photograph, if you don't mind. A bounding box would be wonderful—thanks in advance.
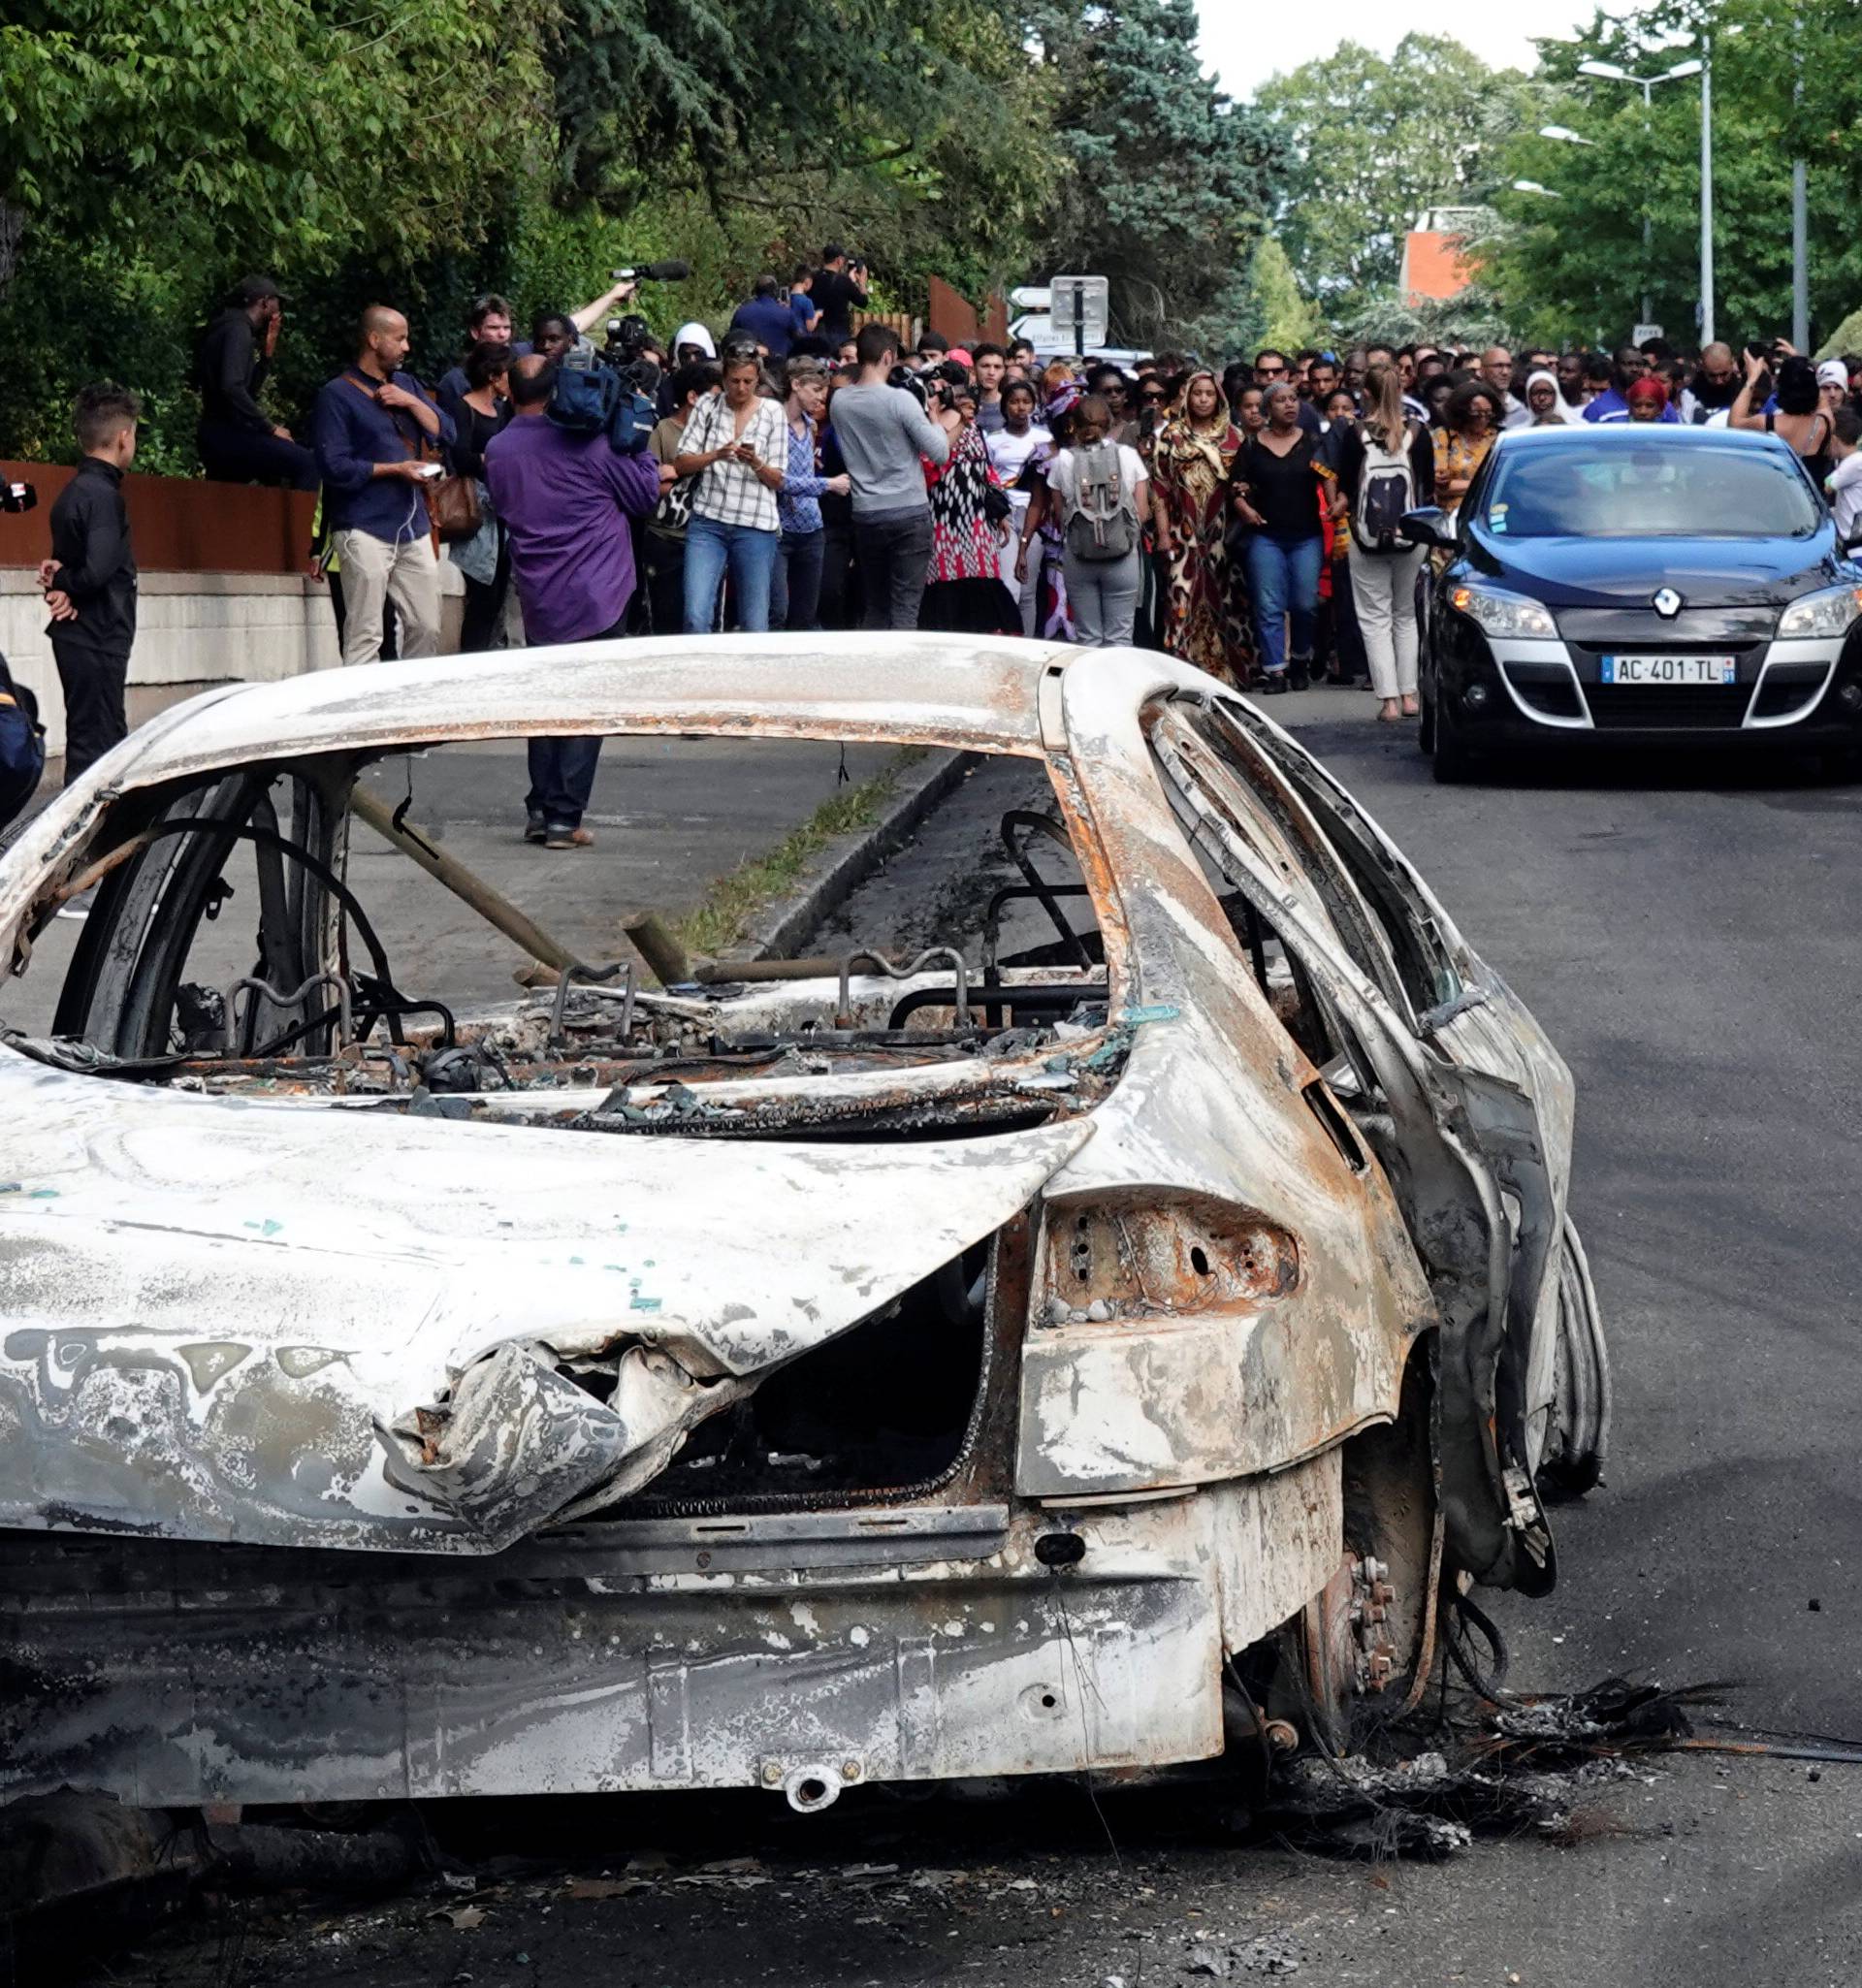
[51,638,129,787]
[524,613,626,831]
[332,529,441,664]
[1061,546,1141,647]
[1349,545,1425,699]
[684,515,778,632]
[197,419,318,491]
[459,532,511,654]
[1243,532,1324,675]
[852,510,935,630]
[771,527,826,630]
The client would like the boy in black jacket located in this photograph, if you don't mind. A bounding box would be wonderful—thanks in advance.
[39,384,141,790]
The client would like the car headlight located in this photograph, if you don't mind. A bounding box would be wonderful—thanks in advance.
[1449,582,1558,640]
[1777,584,1862,638]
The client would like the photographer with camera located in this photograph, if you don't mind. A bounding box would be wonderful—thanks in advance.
[484,354,669,849]
[830,324,950,630]
[809,244,869,349]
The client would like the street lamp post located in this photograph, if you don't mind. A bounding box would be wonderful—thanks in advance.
[1575,56,1705,337]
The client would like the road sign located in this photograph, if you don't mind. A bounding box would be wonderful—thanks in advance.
[1632,322,1664,345]
[1050,274,1109,354]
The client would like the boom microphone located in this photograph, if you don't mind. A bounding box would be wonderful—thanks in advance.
[611,260,691,283]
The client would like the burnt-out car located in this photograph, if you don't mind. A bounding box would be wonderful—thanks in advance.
[0,636,1608,1811]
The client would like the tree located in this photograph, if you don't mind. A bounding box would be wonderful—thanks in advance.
[1246,237,1319,353]
[1025,0,1288,350]
[1254,36,1527,322]
[1482,0,1862,349]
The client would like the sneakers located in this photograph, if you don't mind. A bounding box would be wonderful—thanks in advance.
[524,815,547,845]
[54,887,95,921]
[1258,673,1290,696]
[1288,656,1312,692]
[544,825,594,850]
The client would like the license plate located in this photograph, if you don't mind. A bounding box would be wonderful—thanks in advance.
[1599,654,1737,686]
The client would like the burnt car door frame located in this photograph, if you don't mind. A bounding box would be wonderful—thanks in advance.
[1147,693,1558,1595]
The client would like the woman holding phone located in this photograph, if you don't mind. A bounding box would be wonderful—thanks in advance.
[676,345,788,631]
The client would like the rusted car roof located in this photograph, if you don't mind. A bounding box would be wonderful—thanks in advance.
[91,633,1067,797]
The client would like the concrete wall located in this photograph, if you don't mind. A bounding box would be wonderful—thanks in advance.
[1,564,466,760]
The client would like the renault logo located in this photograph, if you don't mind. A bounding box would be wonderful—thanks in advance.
[1653,587,1682,618]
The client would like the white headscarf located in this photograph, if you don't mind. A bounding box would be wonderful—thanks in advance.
[673,321,717,359]
[1525,369,1573,424]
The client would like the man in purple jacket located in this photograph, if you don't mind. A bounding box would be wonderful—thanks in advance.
[485,354,668,850]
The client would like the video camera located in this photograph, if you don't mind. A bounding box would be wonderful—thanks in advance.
[609,260,692,284]
[1,480,37,515]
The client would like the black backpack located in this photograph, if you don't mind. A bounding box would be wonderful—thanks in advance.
[0,653,45,835]
[1349,420,1420,555]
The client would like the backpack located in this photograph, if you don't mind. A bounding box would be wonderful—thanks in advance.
[548,346,656,455]
[1064,441,1139,562]
[1349,419,1419,555]
[0,653,45,836]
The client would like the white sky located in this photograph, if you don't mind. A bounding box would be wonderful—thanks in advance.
[1197,4,1589,98]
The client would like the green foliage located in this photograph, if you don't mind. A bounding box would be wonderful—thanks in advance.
[0,0,1054,465]
[1256,36,1527,324]
[1247,239,1319,354]
[1025,0,1288,351]
[1483,1,1862,348]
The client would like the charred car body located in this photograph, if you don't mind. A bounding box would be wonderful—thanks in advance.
[0,637,1608,1810]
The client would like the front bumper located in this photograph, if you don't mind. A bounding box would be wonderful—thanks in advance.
[0,1459,1339,1809]
[1438,621,1862,746]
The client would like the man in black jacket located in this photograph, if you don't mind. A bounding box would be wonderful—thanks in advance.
[39,385,141,800]
[194,275,316,489]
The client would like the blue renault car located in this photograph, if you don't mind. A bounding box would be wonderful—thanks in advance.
[1400,426,1862,780]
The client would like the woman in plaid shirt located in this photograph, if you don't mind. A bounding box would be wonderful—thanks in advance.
[676,349,789,632]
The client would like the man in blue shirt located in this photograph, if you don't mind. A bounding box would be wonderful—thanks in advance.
[311,305,455,664]
[727,275,800,360]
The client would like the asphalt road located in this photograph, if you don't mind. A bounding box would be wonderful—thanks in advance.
[66,690,1862,1988]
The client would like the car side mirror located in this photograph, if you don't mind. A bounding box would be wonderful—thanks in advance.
[1399,505,1456,549]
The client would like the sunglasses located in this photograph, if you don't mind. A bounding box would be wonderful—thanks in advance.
[1141,389,1168,402]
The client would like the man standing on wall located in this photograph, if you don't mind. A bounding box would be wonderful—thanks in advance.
[310,305,454,665]
[809,244,870,349]
[38,385,141,906]
[194,276,317,490]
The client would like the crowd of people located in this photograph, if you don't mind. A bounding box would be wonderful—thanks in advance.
[34,254,1862,863]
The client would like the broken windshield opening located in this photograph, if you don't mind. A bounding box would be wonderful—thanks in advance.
[2,734,1123,1135]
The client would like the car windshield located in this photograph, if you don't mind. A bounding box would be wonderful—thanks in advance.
[1482,439,1822,540]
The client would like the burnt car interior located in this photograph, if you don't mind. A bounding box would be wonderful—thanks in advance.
[3,739,1130,1146]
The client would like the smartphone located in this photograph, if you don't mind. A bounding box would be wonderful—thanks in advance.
[412,463,444,480]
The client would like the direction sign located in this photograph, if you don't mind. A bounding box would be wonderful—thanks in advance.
[1049,274,1109,354]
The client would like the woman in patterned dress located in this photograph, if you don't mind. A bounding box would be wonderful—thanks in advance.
[918,366,1019,634]
[1147,370,1257,683]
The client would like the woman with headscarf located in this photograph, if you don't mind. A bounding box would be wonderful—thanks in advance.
[1525,369,1574,427]
[1146,369,1254,682]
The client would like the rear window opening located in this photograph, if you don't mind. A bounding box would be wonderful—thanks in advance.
[3,738,1120,1137]
[596,1234,1009,1520]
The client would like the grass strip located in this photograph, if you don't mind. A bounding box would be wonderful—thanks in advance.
[670,747,925,959]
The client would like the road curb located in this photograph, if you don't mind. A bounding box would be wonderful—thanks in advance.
[739,747,978,962]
